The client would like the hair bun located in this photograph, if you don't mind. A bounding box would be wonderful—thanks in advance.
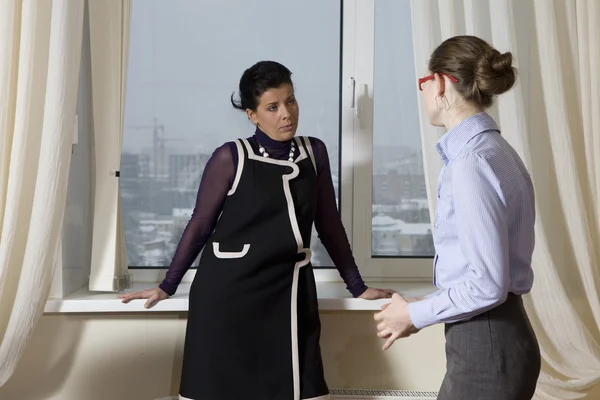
[491,51,514,74]
[475,50,516,96]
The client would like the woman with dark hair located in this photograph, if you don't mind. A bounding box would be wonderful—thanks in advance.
[120,60,393,400]
[374,36,541,399]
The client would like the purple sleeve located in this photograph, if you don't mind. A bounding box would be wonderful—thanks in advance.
[310,137,368,298]
[159,143,234,295]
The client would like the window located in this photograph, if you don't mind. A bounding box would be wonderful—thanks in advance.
[344,0,433,278]
[371,0,434,258]
[121,0,434,279]
[122,0,342,268]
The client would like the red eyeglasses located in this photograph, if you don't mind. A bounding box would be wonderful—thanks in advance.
[418,73,458,91]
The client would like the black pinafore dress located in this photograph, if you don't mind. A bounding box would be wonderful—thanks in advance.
[179,137,329,400]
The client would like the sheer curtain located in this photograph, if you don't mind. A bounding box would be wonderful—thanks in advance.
[0,0,84,386]
[410,1,600,399]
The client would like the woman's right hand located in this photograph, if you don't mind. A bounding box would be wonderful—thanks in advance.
[118,287,169,309]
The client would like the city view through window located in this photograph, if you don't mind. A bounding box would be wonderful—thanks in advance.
[121,0,434,269]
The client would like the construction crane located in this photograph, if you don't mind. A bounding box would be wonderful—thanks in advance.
[128,118,182,179]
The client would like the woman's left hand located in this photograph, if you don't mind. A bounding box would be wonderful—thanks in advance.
[358,287,396,300]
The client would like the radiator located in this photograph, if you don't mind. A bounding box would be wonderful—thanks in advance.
[331,388,438,399]
[154,389,439,400]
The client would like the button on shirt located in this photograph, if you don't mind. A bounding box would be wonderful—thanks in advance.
[407,112,535,329]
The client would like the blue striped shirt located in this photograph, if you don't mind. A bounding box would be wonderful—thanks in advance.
[407,112,535,329]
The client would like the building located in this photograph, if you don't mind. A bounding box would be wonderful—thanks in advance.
[371,214,434,256]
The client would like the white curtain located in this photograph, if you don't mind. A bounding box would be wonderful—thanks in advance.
[0,0,84,386]
[410,1,600,399]
[87,0,131,292]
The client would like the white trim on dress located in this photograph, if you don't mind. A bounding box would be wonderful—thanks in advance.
[212,242,250,259]
[227,139,245,196]
[241,137,314,400]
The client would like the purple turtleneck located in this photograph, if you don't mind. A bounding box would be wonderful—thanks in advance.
[159,128,368,298]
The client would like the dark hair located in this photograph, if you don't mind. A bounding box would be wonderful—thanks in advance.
[428,35,517,108]
[231,61,294,111]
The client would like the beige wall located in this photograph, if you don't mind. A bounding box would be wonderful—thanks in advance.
[0,312,446,400]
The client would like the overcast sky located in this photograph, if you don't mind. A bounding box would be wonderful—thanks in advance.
[123,0,422,157]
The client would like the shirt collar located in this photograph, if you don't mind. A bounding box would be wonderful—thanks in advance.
[435,112,500,165]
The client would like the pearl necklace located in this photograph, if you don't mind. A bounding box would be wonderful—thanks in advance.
[258,140,296,162]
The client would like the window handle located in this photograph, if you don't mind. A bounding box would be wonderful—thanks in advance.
[350,77,356,108]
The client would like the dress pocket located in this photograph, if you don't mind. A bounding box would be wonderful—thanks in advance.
[212,242,250,259]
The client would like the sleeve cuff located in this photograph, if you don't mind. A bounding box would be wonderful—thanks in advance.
[407,299,439,330]
[158,282,176,296]
[350,283,368,298]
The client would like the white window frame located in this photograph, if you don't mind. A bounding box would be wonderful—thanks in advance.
[340,0,433,281]
[61,0,434,292]
[129,0,433,286]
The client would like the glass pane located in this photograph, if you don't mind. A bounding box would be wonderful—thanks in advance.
[371,0,434,257]
[122,0,341,268]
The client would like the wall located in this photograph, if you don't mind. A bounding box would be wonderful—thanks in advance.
[0,312,446,400]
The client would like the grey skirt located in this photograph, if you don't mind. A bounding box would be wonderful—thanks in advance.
[438,294,541,400]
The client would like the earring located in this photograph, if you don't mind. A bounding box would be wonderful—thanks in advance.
[443,96,451,110]
[435,95,451,110]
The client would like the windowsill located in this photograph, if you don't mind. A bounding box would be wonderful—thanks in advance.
[44,281,436,313]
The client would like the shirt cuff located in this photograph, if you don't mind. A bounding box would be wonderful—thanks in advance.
[407,298,439,330]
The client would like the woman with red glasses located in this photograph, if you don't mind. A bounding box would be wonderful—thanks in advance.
[375,35,541,399]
